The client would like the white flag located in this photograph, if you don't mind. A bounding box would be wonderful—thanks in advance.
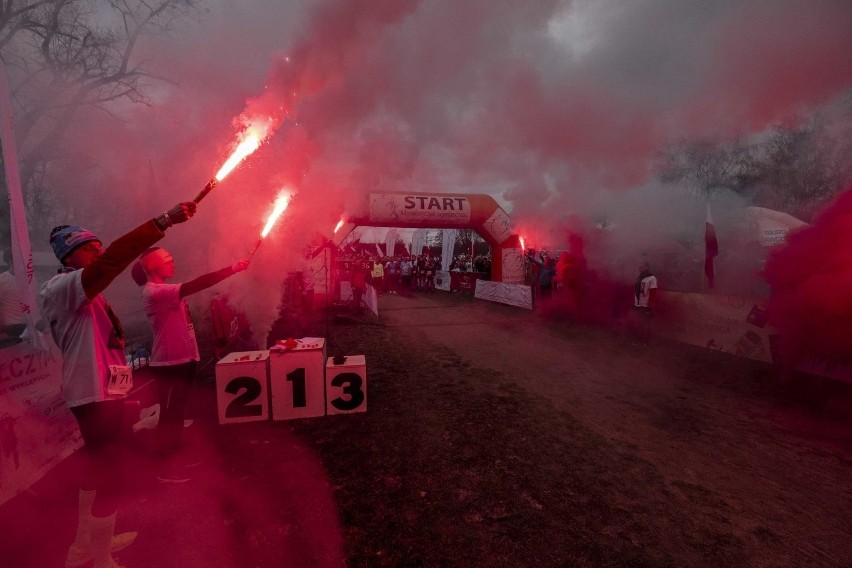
[0,60,45,349]
[441,229,457,271]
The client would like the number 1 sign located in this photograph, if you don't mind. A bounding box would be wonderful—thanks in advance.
[269,339,327,421]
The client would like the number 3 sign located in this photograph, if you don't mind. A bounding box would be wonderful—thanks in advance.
[326,355,367,415]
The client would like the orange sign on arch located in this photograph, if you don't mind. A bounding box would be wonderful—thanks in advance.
[340,192,524,283]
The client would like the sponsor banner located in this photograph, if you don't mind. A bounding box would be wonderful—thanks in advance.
[482,207,513,245]
[449,272,483,294]
[655,291,773,363]
[370,193,471,225]
[0,340,80,505]
[501,247,525,284]
[338,282,378,317]
[475,281,533,310]
[656,291,852,383]
[434,270,451,292]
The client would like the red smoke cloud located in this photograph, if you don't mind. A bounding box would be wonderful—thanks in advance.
[763,186,852,367]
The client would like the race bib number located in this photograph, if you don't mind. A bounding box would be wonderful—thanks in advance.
[107,365,133,396]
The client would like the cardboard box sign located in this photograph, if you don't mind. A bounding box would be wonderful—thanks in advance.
[326,355,367,415]
[215,350,270,424]
[269,338,327,421]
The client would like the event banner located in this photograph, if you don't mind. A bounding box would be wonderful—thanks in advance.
[475,281,532,310]
[481,207,513,245]
[500,247,525,285]
[449,272,483,294]
[370,193,471,225]
[338,282,378,317]
[434,270,451,292]
[655,291,773,363]
[0,340,80,505]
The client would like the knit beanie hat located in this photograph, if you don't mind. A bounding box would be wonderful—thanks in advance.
[49,225,101,263]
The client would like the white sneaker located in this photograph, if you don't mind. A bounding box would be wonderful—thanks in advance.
[65,532,137,568]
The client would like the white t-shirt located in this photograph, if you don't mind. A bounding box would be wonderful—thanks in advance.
[40,270,127,407]
[142,282,199,366]
[634,275,658,308]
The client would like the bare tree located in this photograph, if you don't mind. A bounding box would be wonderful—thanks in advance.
[755,116,851,220]
[655,137,761,198]
[656,107,852,221]
[1,0,202,235]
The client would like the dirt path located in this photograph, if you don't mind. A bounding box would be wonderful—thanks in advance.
[2,291,850,567]
[370,292,852,566]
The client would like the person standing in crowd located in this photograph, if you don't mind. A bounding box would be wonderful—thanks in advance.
[400,256,413,292]
[40,202,196,568]
[371,256,385,295]
[385,257,399,294]
[132,248,249,483]
[424,256,436,293]
[533,253,557,302]
[350,258,368,315]
[632,259,658,344]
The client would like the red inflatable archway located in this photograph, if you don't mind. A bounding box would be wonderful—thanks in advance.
[333,192,524,283]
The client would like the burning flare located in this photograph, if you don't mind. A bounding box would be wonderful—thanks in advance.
[519,236,526,252]
[250,191,291,258]
[261,193,291,238]
[333,218,345,234]
[195,117,276,203]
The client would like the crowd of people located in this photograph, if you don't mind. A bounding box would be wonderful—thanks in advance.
[336,252,493,300]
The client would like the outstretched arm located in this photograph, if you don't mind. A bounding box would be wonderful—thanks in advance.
[81,202,196,299]
[179,259,250,298]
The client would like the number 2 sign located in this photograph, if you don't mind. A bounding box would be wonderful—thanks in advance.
[215,351,270,424]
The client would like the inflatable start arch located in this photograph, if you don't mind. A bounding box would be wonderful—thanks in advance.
[333,192,523,283]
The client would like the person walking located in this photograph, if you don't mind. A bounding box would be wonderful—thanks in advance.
[40,202,196,568]
[350,258,368,315]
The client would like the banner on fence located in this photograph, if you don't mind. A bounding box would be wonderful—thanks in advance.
[0,340,79,505]
[475,281,532,310]
[655,291,773,363]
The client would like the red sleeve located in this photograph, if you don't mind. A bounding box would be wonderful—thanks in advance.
[179,267,235,298]
[81,220,164,299]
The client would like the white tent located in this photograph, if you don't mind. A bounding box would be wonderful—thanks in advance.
[745,207,808,247]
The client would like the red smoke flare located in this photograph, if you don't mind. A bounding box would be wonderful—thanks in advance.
[763,186,852,369]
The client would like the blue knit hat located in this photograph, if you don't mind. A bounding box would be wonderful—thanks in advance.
[49,225,101,263]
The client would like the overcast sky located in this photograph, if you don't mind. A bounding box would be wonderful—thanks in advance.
[76,0,850,244]
[51,0,852,339]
